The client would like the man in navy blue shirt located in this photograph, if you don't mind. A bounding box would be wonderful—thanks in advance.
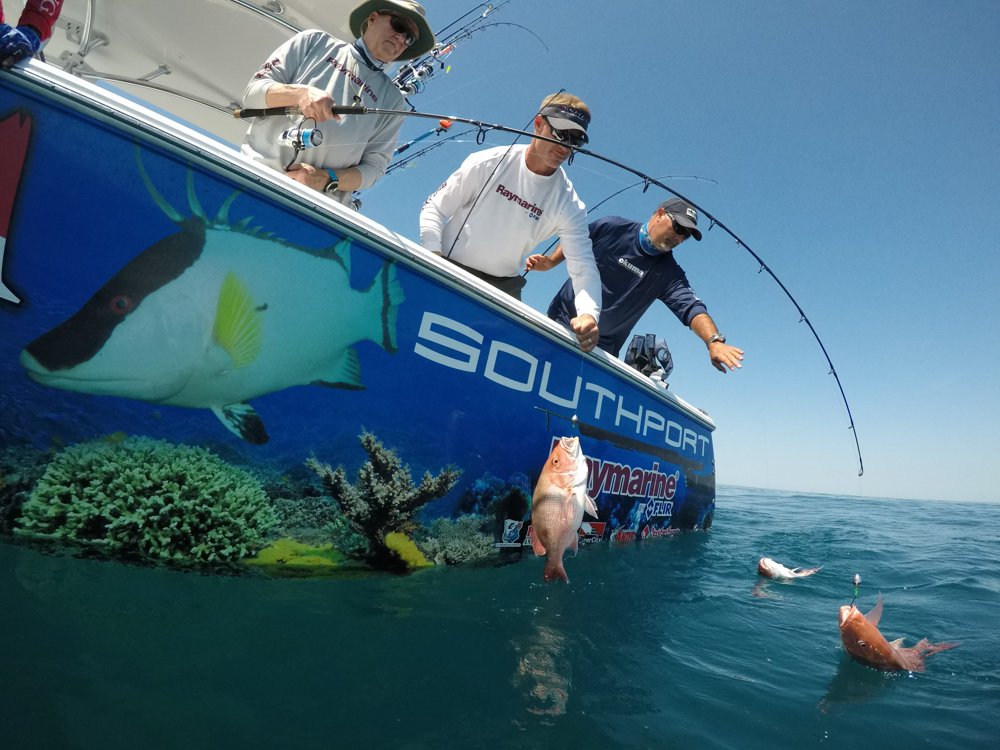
[528,198,744,373]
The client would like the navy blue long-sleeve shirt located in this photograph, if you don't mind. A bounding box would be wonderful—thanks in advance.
[547,216,708,357]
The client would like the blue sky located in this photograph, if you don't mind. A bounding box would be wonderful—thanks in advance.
[357,0,1000,503]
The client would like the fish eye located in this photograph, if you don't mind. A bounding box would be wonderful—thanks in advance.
[857,640,868,649]
[109,295,134,315]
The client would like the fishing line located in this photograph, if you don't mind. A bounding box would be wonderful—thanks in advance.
[437,90,564,261]
[522,174,720,276]
[232,103,864,477]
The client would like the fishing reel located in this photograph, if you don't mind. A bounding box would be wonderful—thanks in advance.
[278,125,323,150]
[394,60,435,95]
[279,118,323,171]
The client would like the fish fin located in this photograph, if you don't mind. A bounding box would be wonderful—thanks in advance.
[368,260,404,352]
[211,403,268,444]
[569,532,579,554]
[543,557,568,583]
[530,528,546,556]
[213,272,263,368]
[583,492,599,519]
[330,237,352,275]
[865,594,884,626]
[314,349,365,390]
[889,637,905,648]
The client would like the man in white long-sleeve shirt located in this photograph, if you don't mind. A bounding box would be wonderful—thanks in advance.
[418,92,602,352]
[241,1,433,208]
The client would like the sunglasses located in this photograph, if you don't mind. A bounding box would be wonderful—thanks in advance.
[669,216,691,238]
[380,12,417,46]
[544,117,588,147]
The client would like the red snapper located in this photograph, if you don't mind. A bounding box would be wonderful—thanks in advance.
[530,436,598,583]
[838,595,960,672]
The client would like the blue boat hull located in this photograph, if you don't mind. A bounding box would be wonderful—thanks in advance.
[0,65,715,573]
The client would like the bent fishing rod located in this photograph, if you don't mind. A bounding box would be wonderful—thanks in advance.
[232,104,864,477]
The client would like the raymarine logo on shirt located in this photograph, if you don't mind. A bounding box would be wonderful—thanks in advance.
[495,184,543,220]
[618,257,645,278]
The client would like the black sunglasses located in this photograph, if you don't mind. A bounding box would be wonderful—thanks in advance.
[669,216,691,238]
[380,12,417,46]
[544,117,588,147]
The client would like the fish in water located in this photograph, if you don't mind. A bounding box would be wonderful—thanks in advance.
[19,170,403,444]
[530,436,598,583]
[838,594,960,672]
[757,557,823,579]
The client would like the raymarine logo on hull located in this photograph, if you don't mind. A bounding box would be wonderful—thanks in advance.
[618,257,645,278]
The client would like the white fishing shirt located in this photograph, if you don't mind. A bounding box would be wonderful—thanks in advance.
[241,30,405,206]
[419,145,601,321]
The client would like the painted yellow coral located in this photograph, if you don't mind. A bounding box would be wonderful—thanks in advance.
[385,532,433,569]
[244,537,345,576]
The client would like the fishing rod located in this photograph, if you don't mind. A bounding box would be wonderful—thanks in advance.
[393,1,546,97]
[387,125,480,175]
[392,118,453,156]
[231,104,864,477]
[534,174,720,256]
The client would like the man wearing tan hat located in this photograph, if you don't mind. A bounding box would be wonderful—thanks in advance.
[529,198,745,373]
[241,1,434,208]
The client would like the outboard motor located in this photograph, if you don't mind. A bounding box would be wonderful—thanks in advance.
[624,333,673,384]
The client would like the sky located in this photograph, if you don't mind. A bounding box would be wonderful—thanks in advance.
[354,0,1000,503]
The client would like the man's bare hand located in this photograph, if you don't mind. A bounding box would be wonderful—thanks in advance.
[570,314,599,353]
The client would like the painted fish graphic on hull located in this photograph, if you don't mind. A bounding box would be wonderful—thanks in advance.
[757,557,822,579]
[20,171,403,443]
[838,594,960,672]
[530,436,598,583]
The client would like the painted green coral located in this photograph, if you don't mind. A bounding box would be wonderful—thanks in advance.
[15,437,277,565]
[416,515,498,566]
[307,430,461,568]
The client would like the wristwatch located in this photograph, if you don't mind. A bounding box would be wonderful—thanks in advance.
[706,333,726,346]
[323,169,339,194]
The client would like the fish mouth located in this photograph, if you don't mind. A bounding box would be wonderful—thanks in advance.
[838,605,855,628]
[20,349,181,399]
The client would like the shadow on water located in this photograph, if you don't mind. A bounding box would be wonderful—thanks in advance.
[817,655,897,714]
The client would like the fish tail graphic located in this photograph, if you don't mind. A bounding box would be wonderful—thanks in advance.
[0,111,32,304]
[372,259,404,352]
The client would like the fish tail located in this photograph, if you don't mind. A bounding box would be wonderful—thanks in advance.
[924,640,961,655]
[370,259,404,352]
[543,556,569,583]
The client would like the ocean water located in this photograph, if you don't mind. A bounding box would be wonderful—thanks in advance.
[2,486,997,749]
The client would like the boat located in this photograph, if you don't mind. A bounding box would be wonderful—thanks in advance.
[0,0,716,575]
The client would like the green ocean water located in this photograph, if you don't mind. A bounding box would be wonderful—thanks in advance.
[2,486,997,749]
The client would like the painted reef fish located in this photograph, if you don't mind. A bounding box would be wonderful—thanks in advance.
[530,436,598,583]
[20,175,402,443]
[757,557,823,579]
[838,595,960,672]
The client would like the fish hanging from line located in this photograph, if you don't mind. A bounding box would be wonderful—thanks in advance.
[757,557,823,579]
[530,436,597,583]
[838,594,960,672]
[19,165,403,444]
